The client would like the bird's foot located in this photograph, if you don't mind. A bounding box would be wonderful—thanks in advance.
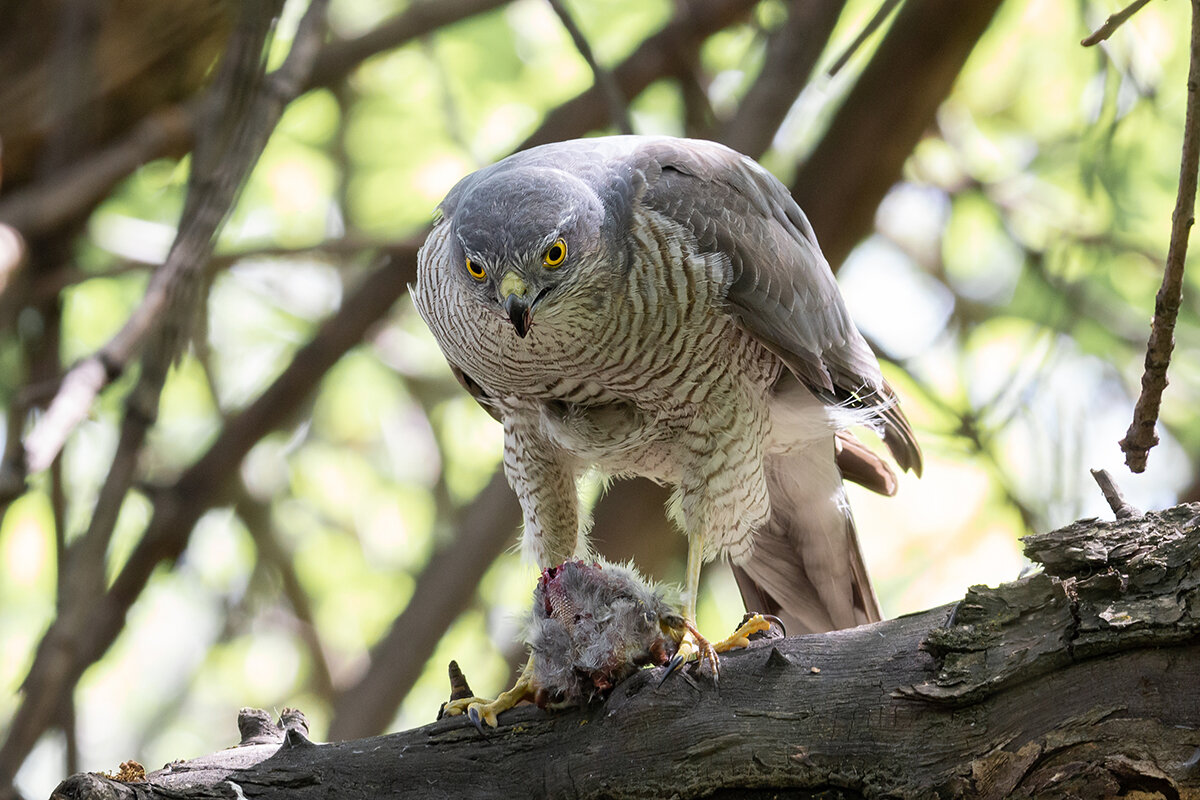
[712,613,775,653]
[659,614,779,684]
[660,619,718,682]
[439,661,534,731]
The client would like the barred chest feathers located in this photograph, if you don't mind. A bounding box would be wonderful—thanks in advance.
[416,210,783,482]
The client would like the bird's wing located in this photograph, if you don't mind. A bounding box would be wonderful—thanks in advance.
[450,364,502,422]
[630,137,921,474]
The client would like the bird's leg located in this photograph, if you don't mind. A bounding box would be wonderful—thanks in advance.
[440,418,578,729]
[662,536,720,678]
[440,654,536,730]
[661,538,775,680]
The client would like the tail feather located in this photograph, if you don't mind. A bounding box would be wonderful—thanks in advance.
[732,440,881,635]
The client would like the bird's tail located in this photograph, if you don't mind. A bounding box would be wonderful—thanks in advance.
[731,438,882,635]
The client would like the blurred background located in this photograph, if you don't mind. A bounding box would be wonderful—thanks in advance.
[1,0,1198,797]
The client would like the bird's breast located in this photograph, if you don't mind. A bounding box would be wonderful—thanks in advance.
[416,209,780,465]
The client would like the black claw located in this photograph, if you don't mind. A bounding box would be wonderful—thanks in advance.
[467,706,488,736]
[658,653,686,686]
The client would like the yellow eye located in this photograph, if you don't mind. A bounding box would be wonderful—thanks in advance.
[466,257,486,281]
[543,238,567,268]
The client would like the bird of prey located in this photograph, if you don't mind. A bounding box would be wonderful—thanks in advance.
[413,135,920,726]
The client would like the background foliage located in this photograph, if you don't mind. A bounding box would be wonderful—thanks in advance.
[1,0,1197,797]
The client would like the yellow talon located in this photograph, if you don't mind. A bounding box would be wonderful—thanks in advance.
[441,657,535,730]
[713,613,773,653]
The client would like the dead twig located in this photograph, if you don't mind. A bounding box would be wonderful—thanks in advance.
[546,0,633,134]
[1119,0,1200,472]
[1081,0,1154,47]
[1089,468,1142,519]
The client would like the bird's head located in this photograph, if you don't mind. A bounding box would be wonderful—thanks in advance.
[447,165,616,338]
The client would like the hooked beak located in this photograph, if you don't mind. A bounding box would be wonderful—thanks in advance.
[500,272,534,338]
[505,293,532,338]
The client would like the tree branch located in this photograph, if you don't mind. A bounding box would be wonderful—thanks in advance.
[716,0,845,159]
[327,469,521,740]
[826,0,901,77]
[1120,0,1200,473]
[0,234,421,793]
[306,0,512,89]
[520,0,759,151]
[51,504,1200,799]
[22,0,326,476]
[791,0,1004,269]
[1081,0,1154,47]
[234,484,338,704]
[546,0,633,135]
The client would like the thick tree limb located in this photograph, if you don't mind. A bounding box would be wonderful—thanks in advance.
[51,504,1200,799]
[1120,0,1200,473]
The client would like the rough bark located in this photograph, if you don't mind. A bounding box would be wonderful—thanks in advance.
[50,504,1200,799]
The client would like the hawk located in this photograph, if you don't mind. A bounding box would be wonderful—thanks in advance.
[413,135,920,726]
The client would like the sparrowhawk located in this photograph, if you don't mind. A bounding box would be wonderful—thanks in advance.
[413,135,920,725]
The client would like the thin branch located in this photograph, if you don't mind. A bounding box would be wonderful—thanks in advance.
[791,0,1005,268]
[306,0,512,89]
[1089,468,1142,519]
[546,0,633,134]
[1120,0,1200,472]
[826,0,901,77]
[678,62,716,139]
[1081,0,1153,47]
[0,103,197,239]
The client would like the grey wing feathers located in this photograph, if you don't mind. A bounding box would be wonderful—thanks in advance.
[450,364,502,423]
[630,137,922,475]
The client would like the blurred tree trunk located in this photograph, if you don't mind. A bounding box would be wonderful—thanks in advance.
[49,505,1200,799]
